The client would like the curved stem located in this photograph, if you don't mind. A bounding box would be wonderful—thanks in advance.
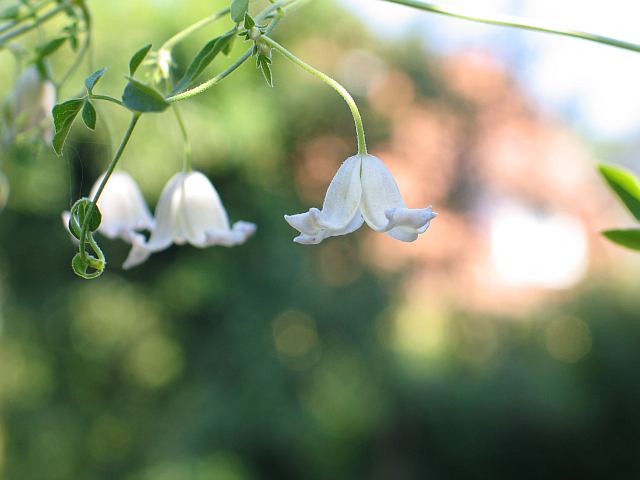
[261,35,367,155]
[172,105,192,171]
[0,2,69,46]
[79,113,140,259]
[382,0,640,54]
[160,7,229,52]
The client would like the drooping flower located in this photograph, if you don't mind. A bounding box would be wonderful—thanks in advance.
[123,171,256,269]
[10,66,56,144]
[285,154,437,244]
[62,171,154,266]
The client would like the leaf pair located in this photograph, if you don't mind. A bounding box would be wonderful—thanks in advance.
[52,98,96,155]
[599,164,640,250]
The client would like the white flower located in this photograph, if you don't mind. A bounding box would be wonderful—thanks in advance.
[285,154,437,244]
[10,66,56,144]
[62,171,154,266]
[123,171,256,269]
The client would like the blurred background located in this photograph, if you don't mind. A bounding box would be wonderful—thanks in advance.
[1,0,640,478]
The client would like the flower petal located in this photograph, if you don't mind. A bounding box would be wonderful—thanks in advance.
[90,171,154,239]
[122,231,152,270]
[290,210,363,245]
[285,155,363,243]
[203,221,257,247]
[145,172,185,251]
[360,154,436,241]
[384,207,438,242]
[179,171,232,246]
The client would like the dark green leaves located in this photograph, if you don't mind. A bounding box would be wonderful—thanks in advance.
[84,67,106,93]
[230,0,249,23]
[82,101,97,130]
[598,164,640,221]
[129,44,152,76]
[602,229,640,251]
[122,78,169,112]
[172,31,235,94]
[52,99,84,155]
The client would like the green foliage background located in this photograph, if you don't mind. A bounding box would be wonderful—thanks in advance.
[1,1,640,479]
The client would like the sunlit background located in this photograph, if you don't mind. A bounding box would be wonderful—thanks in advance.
[1,0,640,478]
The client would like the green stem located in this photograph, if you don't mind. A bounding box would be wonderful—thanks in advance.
[0,2,68,46]
[160,7,229,52]
[382,0,640,54]
[57,2,92,91]
[261,35,367,155]
[172,105,192,171]
[0,0,55,35]
[89,94,123,106]
[166,0,297,103]
[166,49,252,102]
[79,113,140,259]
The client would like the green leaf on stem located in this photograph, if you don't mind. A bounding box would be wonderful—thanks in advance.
[81,100,97,130]
[244,13,255,29]
[36,36,67,60]
[230,0,249,23]
[602,229,640,251]
[52,99,84,156]
[598,164,640,221]
[122,78,169,112]
[129,43,152,76]
[172,31,235,94]
[258,55,273,87]
[84,67,106,93]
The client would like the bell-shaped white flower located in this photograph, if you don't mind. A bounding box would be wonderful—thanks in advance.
[62,171,154,266]
[123,171,256,269]
[285,154,437,244]
[10,66,56,144]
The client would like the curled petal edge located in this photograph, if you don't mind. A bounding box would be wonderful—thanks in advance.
[383,206,438,242]
[285,209,364,245]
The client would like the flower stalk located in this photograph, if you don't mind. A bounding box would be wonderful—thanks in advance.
[260,35,368,155]
[382,0,640,54]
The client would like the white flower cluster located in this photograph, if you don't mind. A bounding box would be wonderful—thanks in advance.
[64,171,256,269]
[64,152,436,270]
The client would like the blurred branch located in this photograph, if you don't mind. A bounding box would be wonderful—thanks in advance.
[0,1,69,46]
[383,0,640,54]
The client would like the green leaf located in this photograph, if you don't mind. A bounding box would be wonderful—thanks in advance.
[36,36,67,59]
[52,99,84,156]
[258,55,273,87]
[81,101,97,130]
[230,0,249,23]
[68,198,102,239]
[84,67,106,93]
[122,78,169,113]
[598,164,640,221]
[602,229,640,251]
[129,43,152,76]
[172,31,235,94]
[243,13,255,29]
